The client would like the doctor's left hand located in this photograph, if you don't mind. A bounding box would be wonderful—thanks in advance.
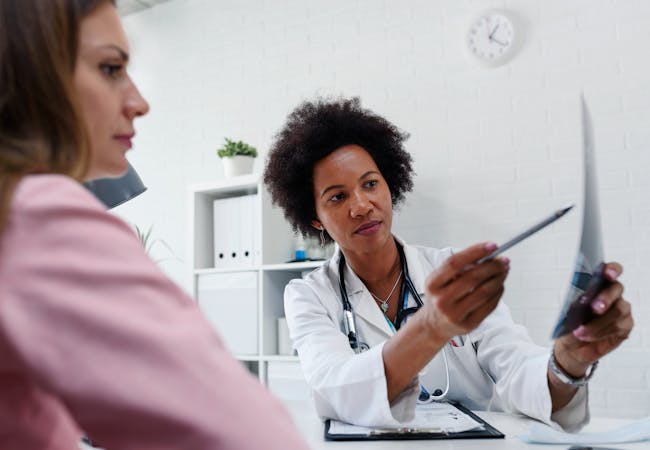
[552,262,634,378]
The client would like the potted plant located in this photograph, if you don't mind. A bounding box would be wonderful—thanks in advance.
[217,138,258,177]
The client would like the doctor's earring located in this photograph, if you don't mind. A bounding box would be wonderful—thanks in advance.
[319,227,325,247]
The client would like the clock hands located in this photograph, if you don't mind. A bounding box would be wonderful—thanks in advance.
[488,23,500,39]
[490,36,507,47]
[488,23,507,46]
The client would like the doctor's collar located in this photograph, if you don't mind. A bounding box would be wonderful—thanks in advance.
[333,235,414,296]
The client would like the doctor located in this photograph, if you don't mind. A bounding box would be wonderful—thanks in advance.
[263,97,633,431]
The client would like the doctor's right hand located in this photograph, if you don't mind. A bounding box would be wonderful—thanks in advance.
[421,242,510,343]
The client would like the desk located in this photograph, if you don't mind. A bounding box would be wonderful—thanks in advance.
[283,400,648,450]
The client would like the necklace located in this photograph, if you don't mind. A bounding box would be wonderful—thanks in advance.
[369,270,403,314]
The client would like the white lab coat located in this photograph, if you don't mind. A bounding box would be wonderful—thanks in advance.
[284,238,589,431]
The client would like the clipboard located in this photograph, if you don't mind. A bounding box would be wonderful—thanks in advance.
[324,402,504,441]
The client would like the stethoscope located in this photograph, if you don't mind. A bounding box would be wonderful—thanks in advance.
[338,241,450,403]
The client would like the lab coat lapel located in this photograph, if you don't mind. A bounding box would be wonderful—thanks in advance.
[397,236,427,301]
[331,247,394,338]
[398,238,467,347]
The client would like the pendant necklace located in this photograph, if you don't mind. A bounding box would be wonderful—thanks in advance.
[369,270,403,314]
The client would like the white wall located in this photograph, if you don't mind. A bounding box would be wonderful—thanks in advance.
[118,0,650,418]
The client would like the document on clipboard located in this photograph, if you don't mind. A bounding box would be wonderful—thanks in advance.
[324,401,504,441]
[551,96,610,339]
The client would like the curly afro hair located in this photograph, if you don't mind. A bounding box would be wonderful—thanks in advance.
[263,97,414,243]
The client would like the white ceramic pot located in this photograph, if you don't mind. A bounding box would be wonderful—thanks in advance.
[221,155,254,177]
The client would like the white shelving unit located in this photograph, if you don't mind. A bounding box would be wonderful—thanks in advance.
[188,174,323,389]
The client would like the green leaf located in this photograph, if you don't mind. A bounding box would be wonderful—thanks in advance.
[216,137,258,158]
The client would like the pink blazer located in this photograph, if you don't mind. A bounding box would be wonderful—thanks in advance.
[0,175,308,450]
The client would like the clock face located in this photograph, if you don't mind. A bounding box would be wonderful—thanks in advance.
[466,11,516,66]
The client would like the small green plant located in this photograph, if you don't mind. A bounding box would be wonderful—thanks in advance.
[217,138,258,158]
[134,224,178,264]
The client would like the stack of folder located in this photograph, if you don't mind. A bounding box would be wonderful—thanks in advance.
[212,194,259,268]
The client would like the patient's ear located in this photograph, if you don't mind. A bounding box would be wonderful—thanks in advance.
[311,219,323,230]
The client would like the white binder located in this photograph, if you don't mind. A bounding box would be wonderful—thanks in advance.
[212,197,231,268]
[213,194,260,268]
[227,196,241,267]
[238,194,257,267]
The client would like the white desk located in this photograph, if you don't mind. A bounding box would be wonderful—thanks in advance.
[283,400,648,450]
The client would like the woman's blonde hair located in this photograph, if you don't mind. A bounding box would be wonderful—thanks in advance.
[0,0,113,232]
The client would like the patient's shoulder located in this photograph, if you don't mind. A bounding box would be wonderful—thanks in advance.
[12,174,103,214]
[6,174,135,251]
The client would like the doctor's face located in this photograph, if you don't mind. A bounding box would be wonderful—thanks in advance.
[74,1,149,180]
[311,145,394,256]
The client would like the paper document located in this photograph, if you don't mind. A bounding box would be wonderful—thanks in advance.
[328,401,484,435]
[519,417,650,444]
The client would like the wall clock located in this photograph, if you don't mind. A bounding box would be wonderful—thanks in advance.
[466,10,519,67]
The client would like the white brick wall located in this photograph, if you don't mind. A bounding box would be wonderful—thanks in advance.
[117,0,650,418]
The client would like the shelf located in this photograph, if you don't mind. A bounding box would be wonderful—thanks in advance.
[191,176,306,384]
[262,260,325,271]
[194,266,260,275]
[262,355,300,362]
[234,355,261,361]
[189,174,259,195]
[234,355,300,363]
[193,261,326,275]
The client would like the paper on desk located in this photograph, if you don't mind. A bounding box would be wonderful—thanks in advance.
[328,401,484,435]
[519,417,650,444]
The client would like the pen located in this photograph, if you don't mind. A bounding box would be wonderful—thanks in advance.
[369,426,445,435]
[476,204,574,265]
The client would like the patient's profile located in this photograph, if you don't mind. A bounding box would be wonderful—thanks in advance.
[0,1,307,448]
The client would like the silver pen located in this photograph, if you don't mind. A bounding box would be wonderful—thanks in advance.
[369,426,445,435]
[476,204,574,265]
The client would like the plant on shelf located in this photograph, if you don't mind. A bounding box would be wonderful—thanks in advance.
[134,224,179,264]
[217,138,258,177]
[217,138,258,158]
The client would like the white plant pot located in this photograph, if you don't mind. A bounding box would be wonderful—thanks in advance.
[221,155,255,177]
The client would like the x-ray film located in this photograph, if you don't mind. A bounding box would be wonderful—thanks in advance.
[551,97,609,339]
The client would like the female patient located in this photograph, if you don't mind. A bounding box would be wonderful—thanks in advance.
[264,97,633,431]
[0,1,307,449]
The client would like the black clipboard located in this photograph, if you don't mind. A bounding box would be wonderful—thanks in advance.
[324,402,504,441]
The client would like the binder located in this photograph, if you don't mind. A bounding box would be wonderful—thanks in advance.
[238,194,256,267]
[324,402,504,441]
[224,196,239,267]
[212,197,231,268]
[213,194,260,269]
